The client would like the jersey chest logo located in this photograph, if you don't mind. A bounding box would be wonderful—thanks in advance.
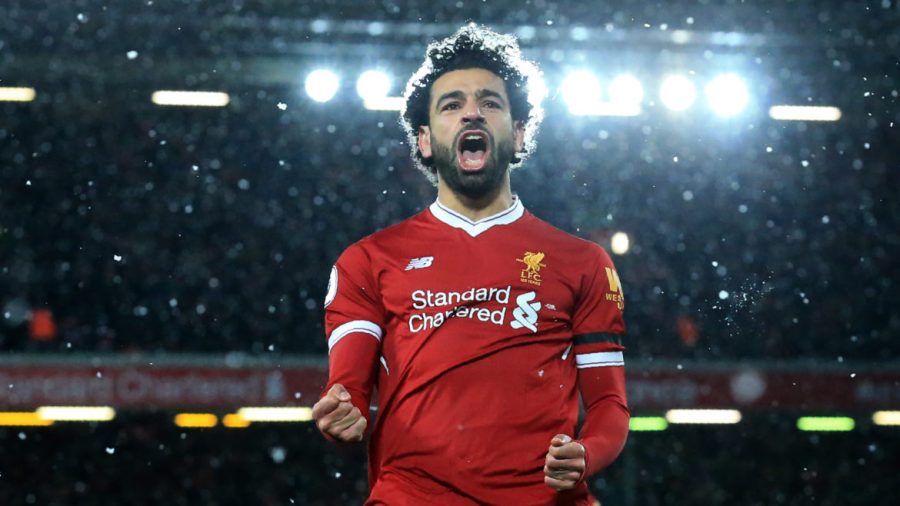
[405,256,434,271]
[516,251,546,287]
[510,291,542,333]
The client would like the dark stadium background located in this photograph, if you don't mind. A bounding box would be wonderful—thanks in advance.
[1,1,898,504]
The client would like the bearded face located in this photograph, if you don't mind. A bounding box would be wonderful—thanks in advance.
[429,126,517,200]
[418,68,524,200]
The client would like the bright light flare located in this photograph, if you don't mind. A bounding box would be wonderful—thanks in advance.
[609,74,644,106]
[363,96,405,111]
[174,413,218,428]
[873,411,900,426]
[659,75,697,111]
[577,103,641,117]
[305,69,340,103]
[236,407,313,422]
[611,231,630,255]
[630,416,668,431]
[796,416,855,432]
[560,70,602,114]
[36,406,116,422]
[665,409,742,424]
[356,70,392,101]
[0,412,54,426]
[527,73,549,108]
[222,414,251,428]
[0,87,36,102]
[705,73,749,117]
[769,105,842,122]
[151,90,230,107]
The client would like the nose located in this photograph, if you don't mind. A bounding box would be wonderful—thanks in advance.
[462,102,485,124]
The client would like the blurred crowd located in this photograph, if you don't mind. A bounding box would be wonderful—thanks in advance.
[0,73,897,361]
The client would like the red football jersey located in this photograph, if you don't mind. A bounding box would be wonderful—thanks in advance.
[324,197,628,506]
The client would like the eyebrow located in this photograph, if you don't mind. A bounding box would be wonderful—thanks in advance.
[434,88,507,111]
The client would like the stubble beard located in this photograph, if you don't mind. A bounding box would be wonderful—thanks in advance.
[430,132,517,201]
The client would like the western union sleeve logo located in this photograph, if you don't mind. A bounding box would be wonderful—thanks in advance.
[517,251,546,286]
[605,267,625,310]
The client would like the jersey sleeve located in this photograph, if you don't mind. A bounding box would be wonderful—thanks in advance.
[322,241,386,429]
[572,244,629,476]
[575,363,629,477]
[571,244,626,366]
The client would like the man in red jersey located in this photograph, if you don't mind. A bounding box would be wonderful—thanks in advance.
[312,24,630,506]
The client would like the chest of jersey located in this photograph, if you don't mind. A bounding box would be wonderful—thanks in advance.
[375,228,580,342]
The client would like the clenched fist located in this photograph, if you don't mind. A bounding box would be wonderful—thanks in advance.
[312,383,367,444]
[543,434,586,491]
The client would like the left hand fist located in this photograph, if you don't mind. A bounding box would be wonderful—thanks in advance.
[543,434,586,491]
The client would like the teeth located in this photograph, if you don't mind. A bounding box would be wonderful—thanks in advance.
[466,135,482,140]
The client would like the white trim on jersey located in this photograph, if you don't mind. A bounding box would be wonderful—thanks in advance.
[429,196,525,237]
[328,320,383,353]
[575,351,625,368]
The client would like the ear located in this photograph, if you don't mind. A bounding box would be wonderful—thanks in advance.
[417,125,433,159]
[513,120,526,154]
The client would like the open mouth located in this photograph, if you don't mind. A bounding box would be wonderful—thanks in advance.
[456,130,490,172]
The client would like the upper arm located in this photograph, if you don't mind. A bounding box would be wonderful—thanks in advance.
[324,243,387,355]
[571,245,626,370]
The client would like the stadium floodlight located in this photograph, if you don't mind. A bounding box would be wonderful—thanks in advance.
[608,74,644,107]
[629,416,668,431]
[610,231,630,255]
[659,74,697,111]
[872,411,900,426]
[358,70,404,111]
[665,409,742,424]
[560,70,602,115]
[0,86,36,102]
[527,72,549,108]
[356,70,392,101]
[705,73,750,117]
[581,103,642,117]
[174,413,218,428]
[364,96,405,111]
[796,416,855,432]
[768,105,842,122]
[36,406,116,422]
[236,407,313,422]
[151,90,230,107]
[0,412,54,426]
[305,69,340,103]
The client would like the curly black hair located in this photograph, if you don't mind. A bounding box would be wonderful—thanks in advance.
[400,24,544,184]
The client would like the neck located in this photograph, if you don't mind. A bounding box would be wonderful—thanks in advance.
[436,174,514,221]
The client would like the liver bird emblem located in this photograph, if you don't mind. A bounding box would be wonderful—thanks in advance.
[522,251,545,273]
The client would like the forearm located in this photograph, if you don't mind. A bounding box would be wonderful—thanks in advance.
[576,365,630,477]
[325,331,380,426]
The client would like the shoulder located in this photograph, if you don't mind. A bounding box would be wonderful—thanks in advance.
[361,209,430,247]
[337,209,430,262]
[523,212,614,266]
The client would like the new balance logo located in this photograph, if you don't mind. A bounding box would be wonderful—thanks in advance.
[510,291,541,333]
[405,256,434,271]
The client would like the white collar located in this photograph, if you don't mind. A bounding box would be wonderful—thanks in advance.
[428,196,525,237]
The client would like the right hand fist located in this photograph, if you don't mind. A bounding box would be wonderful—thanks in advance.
[311,383,367,444]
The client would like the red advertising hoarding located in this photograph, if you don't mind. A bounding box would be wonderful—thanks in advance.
[1,357,897,411]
